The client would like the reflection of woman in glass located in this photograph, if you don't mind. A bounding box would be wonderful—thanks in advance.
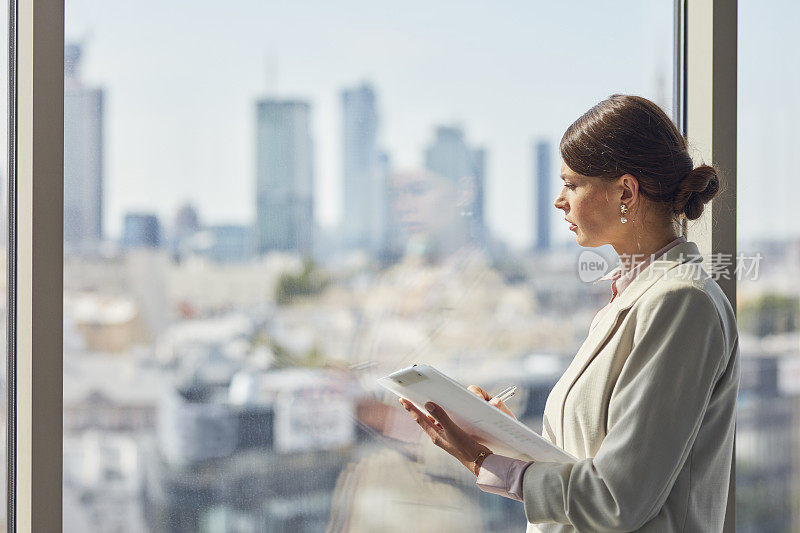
[391,169,479,263]
[400,95,740,532]
[327,168,502,532]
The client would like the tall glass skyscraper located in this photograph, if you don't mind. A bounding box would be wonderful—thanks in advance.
[64,43,104,251]
[122,213,161,249]
[534,140,551,251]
[424,126,486,245]
[254,100,314,256]
[341,83,391,256]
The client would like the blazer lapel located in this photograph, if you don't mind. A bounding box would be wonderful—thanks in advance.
[553,240,703,446]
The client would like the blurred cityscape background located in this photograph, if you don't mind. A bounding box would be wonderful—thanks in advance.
[0,1,798,532]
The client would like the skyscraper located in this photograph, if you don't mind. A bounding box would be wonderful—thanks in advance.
[254,100,314,256]
[174,204,200,239]
[534,140,552,252]
[64,43,104,251]
[191,224,253,264]
[424,126,486,244]
[470,147,487,245]
[341,83,391,256]
[122,213,162,249]
[171,203,201,262]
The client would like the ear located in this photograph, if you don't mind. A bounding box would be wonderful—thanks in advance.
[618,174,639,204]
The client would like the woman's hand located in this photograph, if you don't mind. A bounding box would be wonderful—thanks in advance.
[467,385,517,420]
[399,398,492,476]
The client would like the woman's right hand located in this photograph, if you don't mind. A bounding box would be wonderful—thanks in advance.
[467,385,517,420]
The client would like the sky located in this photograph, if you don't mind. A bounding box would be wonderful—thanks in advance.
[737,0,800,245]
[50,0,800,249]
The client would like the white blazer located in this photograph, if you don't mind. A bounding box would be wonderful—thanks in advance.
[524,240,740,532]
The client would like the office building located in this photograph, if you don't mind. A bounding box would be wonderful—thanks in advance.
[171,203,201,262]
[534,140,552,252]
[736,348,800,532]
[122,213,162,249]
[190,224,253,264]
[341,83,392,256]
[64,43,105,251]
[254,99,314,256]
[424,126,486,244]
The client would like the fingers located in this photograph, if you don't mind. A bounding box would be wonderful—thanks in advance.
[401,399,485,473]
[426,413,442,429]
[469,385,517,419]
[424,402,461,434]
[399,399,442,435]
[467,385,492,400]
[399,399,471,450]
[424,402,483,465]
[489,397,517,419]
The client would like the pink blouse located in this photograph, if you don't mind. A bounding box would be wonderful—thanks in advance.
[476,235,687,501]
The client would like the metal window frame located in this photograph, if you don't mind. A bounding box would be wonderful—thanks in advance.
[681,0,738,531]
[8,0,64,531]
[4,0,738,530]
[6,0,17,529]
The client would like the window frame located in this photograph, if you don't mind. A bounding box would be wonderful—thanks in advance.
[9,0,65,531]
[6,0,738,530]
[681,1,738,531]
[6,0,16,529]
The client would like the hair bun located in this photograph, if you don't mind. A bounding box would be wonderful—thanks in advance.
[673,164,720,220]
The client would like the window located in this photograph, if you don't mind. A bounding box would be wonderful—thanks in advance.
[60,2,676,531]
[13,1,747,531]
[735,1,800,530]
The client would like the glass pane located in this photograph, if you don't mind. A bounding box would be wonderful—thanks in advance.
[63,1,675,531]
[736,1,800,531]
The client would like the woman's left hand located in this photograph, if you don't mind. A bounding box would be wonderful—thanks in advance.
[399,398,492,476]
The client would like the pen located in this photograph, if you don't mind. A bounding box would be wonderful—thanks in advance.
[348,361,377,371]
[494,385,517,403]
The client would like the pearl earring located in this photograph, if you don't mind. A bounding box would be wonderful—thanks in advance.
[620,203,629,223]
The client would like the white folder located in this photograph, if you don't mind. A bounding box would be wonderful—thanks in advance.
[378,364,577,463]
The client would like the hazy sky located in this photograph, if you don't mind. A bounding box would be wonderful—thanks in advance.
[59,0,799,249]
[737,0,800,245]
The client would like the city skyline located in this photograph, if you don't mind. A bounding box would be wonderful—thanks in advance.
[60,0,800,250]
[62,0,675,251]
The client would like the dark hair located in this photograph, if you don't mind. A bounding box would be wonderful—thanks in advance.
[560,94,724,221]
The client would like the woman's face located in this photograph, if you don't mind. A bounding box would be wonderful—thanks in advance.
[391,170,456,237]
[554,161,623,247]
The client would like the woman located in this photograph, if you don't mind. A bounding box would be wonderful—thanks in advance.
[400,94,740,532]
